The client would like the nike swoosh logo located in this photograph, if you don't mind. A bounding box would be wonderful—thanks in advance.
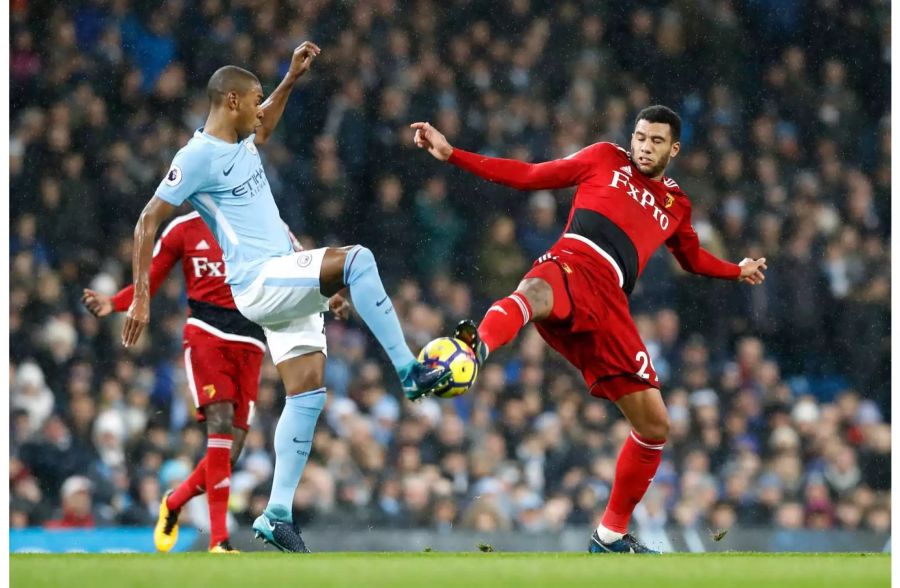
[223,163,235,176]
[292,437,312,444]
[592,535,623,553]
[375,296,388,307]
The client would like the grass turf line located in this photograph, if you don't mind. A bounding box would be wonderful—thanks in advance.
[11,553,889,588]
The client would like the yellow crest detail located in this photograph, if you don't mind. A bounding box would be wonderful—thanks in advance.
[561,263,573,274]
[665,193,675,209]
[204,384,217,399]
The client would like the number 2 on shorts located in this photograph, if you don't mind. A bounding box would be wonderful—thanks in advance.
[635,351,658,382]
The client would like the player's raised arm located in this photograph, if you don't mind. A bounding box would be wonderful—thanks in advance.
[122,196,177,347]
[411,122,597,190]
[254,41,321,145]
[665,208,767,285]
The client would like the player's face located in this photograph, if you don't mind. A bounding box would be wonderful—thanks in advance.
[630,120,680,179]
[236,84,264,139]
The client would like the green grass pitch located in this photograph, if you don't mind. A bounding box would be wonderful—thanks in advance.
[11,553,889,588]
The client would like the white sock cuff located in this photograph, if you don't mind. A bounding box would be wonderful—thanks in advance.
[508,293,531,325]
[595,523,625,543]
[630,431,665,450]
[208,438,233,449]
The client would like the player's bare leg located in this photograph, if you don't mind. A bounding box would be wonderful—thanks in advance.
[320,246,450,399]
[455,261,569,364]
[615,388,670,441]
[230,428,247,465]
[276,350,326,395]
[516,277,556,319]
[589,388,667,554]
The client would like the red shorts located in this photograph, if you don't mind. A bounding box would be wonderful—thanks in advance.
[183,323,265,431]
[527,237,660,402]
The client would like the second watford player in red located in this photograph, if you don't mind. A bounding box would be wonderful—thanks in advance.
[82,213,348,553]
[411,105,767,554]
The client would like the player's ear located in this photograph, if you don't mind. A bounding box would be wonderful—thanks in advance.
[669,141,681,159]
[226,91,239,111]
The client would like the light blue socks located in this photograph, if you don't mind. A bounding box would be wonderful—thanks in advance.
[343,246,417,378]
[265,388,327,522]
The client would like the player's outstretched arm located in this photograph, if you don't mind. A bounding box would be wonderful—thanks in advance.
[665,205,768,283]
[411,122,593,190]
[255,41,321,145]
[122,196,176,347]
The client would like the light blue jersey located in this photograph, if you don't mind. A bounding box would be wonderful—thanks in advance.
[156,129,293,291]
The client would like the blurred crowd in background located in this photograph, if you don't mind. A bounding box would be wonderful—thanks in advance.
[10,0,890,536]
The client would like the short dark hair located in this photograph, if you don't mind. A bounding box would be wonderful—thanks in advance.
[207,65,260,106]
[635,105,682,142]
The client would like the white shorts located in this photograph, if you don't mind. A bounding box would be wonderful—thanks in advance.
[233,248,330,365]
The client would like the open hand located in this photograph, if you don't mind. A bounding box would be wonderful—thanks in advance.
[288,41,321,79]
[410,122,453,161]
[122,296,150,347]
[738,257,767,285]
[82,288,114,317]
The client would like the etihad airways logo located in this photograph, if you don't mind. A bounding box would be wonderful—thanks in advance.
[609,170,672,231]
[231,167,268,197]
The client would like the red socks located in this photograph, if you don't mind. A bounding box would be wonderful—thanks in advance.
[206,434,233,547]
[601,431,665,533]
[478,292,532,353]
[166,456,207,511]
[164,434,234,547]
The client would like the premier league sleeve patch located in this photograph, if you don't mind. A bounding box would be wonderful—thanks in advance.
[164,164,183,186]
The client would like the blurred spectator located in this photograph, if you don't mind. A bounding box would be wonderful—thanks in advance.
[44,476,103,529]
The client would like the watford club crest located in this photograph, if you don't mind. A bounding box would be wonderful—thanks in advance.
[665,193,675,209]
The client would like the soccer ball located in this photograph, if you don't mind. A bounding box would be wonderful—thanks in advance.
[417,337,478,398]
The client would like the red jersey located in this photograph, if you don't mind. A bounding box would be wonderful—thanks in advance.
[449,142,741,293]
[112,212,265,346]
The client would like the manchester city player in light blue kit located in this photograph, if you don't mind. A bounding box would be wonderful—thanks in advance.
[121,42,451,552]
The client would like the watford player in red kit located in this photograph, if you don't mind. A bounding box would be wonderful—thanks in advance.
[412,106,767,554]
[83,213,258,553]
[83,213,346,552]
